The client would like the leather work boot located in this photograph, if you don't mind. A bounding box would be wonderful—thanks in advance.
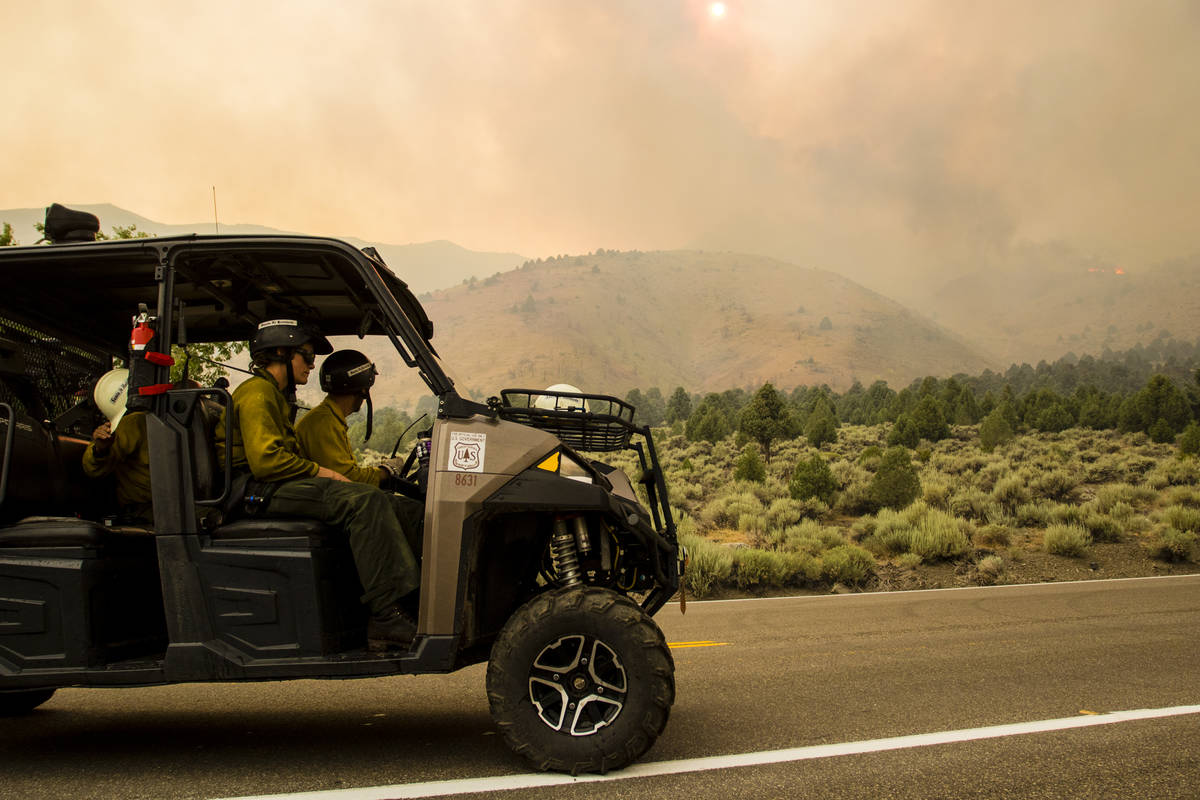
[367,606,418,652]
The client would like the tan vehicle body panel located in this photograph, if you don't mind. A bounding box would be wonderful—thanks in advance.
[418,413,561,634]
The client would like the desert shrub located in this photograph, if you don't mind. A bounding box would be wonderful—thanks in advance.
[849,516,878,542]
[975,523,1012,548]
[857,445,883,470]
[949,488,1000,523]
[1083,455,1123,484]
[766,497,822,529]
[787,551,824,583]
[1092,483,1157,512]
[833,478,876,515]
[732,548,791,588]
[867,447,922,511]
[733,445,767,483]
[820,544,876,586]
[909,509,971,561]
[736,513,768,538]
[1147,528,1197,562]
[865,522,914,557]
[774,520,844,555]
[974,460,1009,492]
[1147,459,1200,488]
[1106,501,1135,523]
[974,555,1006,585]
[922,480,953,509]
[1050,503,1085,526]
[1081,512,1123,543]
[1043,523,1092,557]
[680,533,733,597]
[1166,487,1200,508]
[895,552,923,569]
[789,453,837,503]
[1163,505,1200,533]
[991,475,1030,512]
[1031,469,1079,501]
[700,490,763,529]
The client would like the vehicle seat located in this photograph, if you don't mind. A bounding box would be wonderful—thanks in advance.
[0,515,166,670]
[185,394,332,540]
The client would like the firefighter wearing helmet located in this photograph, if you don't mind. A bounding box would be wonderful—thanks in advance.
[81,367,154,524]
[295,350,423,555]
[214,321,422,650]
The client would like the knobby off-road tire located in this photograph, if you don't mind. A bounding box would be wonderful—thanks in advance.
[0,688,55,716]
[487,586,675,775]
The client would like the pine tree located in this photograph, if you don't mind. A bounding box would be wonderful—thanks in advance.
[739,383,791,462]
[789,453,837,503]
[804,402,838,448]
[887,414,920,448]
[666,386,692,423]
[867,447,921,511]
[733,444,766,483]
[911,395,950,442]
[979,408,1014,452]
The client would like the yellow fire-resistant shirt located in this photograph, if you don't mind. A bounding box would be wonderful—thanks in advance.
[215,370,320,483]
[81,411,153,510]
[295,397,382,486]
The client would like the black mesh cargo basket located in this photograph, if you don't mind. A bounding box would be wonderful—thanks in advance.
[498,388,637,452]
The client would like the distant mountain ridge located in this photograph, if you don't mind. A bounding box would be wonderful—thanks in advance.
[0,203,526,294]
[926,248,1200,365]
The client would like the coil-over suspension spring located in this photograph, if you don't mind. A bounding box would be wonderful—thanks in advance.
[550,516,590,586]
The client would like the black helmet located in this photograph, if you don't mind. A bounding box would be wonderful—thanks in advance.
[320,350,377,394]
[249,319,333,358]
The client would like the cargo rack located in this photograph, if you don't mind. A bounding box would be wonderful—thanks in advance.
[497,388,637,453]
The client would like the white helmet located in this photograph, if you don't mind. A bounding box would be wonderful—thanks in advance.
[534,383,587,412]
[93,368,130,431]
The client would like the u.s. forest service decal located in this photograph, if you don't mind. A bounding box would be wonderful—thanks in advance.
[448,431,486,473]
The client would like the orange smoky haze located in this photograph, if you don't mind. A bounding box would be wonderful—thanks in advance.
[2,0,1197,297]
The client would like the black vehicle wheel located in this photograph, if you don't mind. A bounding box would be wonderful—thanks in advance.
[0,688,56,716]
[487,585,675,775]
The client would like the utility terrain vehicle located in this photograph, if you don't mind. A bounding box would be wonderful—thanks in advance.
[0,212,682,774]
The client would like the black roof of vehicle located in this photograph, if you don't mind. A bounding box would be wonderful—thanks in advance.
[0,234,436,358]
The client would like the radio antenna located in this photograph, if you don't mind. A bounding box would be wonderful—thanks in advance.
[212,186,220,234]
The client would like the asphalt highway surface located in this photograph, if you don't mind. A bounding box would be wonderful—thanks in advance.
[2,575,1198,799]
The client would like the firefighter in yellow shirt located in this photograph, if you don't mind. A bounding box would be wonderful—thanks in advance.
[295,350,423,556]
[214,321,420,651]
[82,368,153,524]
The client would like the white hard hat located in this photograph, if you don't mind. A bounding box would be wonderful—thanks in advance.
[534,383,586,412]
[93,368,130,431]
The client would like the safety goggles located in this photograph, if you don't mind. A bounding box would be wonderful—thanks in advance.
[295,348,317,366]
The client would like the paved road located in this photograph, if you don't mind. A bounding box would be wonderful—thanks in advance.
[2,576,1198,799]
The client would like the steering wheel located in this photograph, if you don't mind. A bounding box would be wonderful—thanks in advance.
[383,440,426,501]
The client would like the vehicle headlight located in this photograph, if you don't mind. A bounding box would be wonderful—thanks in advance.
[535,448,594,484]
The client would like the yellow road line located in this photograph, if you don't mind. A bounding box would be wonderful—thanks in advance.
[668,641,730,649]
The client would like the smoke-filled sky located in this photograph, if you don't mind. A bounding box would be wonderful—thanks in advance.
[4,0,1198,296]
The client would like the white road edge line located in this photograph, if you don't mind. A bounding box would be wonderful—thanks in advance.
[673,572,1200,605]
[215,703,1200,800]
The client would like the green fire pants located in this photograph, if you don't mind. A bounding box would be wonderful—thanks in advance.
[261,478,421,615]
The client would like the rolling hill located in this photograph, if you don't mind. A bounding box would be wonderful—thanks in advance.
[358,250,996,410]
